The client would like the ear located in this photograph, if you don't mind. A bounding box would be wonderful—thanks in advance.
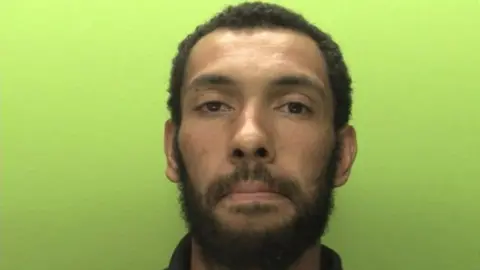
[164,120,180,183]
[333,125,358,187]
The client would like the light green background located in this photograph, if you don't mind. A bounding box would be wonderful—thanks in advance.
[1,0,479,269]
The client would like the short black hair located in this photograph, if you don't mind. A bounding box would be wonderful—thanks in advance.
[167,2,352,129]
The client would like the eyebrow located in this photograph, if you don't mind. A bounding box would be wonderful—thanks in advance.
[270,75,325,93]
[187,73,326,93]
[187,74,236,89]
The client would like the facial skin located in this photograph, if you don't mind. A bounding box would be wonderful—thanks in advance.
[164,29,357,270]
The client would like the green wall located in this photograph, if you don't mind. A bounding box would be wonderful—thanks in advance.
[1,1,479,269]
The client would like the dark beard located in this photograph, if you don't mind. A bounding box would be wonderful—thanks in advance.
[175,135,339,270]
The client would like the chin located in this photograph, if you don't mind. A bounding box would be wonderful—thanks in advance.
[214,204,296,231]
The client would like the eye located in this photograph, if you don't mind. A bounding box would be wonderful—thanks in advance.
[280,102,312,115]
[196,101,232,113]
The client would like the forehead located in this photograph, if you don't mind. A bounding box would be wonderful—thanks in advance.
[184,28,329,88]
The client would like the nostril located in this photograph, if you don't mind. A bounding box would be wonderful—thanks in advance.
[232,148,244,158]
[255,147,268,158]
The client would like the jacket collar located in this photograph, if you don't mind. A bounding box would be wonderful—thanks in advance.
[166,234,343,270]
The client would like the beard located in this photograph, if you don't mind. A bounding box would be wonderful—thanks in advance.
[174,135,339,270]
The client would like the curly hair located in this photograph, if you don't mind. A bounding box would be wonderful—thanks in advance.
[167,2,352,130]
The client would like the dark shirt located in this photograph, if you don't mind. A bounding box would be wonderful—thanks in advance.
[165,234,343,270]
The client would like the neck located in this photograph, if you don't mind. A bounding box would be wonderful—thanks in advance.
[190,240,322,270]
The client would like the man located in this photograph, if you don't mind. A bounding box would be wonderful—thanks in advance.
[163,2,357,270]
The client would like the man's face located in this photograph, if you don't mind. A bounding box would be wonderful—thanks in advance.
[165,28,356,269]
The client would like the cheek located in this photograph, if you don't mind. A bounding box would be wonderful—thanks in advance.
[178,129,226,192]
[277,127,334,186]
[284,141,325,177]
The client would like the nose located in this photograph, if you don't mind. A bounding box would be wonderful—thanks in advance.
[229,113,275,164]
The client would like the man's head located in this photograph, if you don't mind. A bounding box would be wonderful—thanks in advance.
[164,2,357,270]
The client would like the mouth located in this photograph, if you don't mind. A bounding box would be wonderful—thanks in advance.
[222,181,285,202]
[231,181,276,193]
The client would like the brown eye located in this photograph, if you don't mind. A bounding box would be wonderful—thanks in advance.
[197,101,231,113]
[282,102,311,115]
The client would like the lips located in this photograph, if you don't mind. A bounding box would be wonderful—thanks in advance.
[231,181,275,194]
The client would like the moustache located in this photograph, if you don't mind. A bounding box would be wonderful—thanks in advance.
[204,163,301,207]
